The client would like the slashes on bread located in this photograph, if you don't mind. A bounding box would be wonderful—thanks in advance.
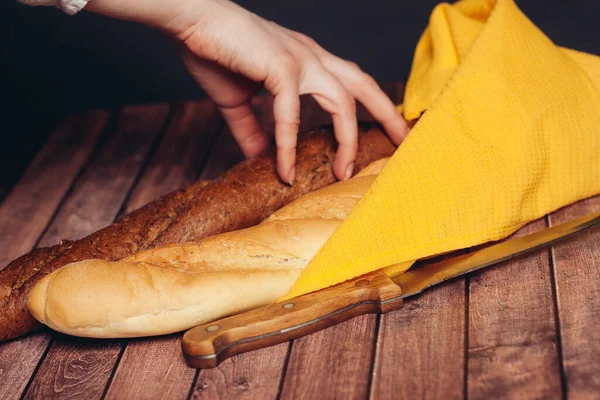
[28,159,390,338]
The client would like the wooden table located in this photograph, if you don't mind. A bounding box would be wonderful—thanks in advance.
[0,82,598,400]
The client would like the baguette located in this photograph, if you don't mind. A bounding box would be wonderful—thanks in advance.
[0,123,396,341]
[28,158,390,338]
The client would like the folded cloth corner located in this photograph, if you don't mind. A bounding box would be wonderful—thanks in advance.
[283,0,600,300]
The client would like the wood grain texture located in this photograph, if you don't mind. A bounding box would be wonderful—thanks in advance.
[123,101,221,214]
[104,101,221,400]
[10,81,598,400]
[279,81,405,400]
[0,331,52,400]
[280,315,378,400]
[370,279,466,400]
[105,335,195,400]
[187,92,350,397]
[549,195,600,400]
[0,115,62,204]
[189,154,290,396]
[0,111,111,400]
[22,337,122,400]
[21,104,170,400]
[190,345,289,400]
[38,104,169,247]
[197,127,245,181]
[188,95,285,398]
[0,110,110,269]
[467,219,562,399]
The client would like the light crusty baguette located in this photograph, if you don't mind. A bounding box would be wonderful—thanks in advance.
[28,158,389,338]
[1,123,395,342]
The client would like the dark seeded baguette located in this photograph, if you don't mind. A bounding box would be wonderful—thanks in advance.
[0,123,396,341]
[0,181,211,342]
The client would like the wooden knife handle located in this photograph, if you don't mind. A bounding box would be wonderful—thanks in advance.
[182,270,404,369]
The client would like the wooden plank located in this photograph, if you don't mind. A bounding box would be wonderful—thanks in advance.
[190,89,380,398]
[38,104,169,247]
[280,315,378,400]
[22,336,123,400]
[549,195,600,399]
[0,110,110,269]
[370,279,466,400]
[0,111,111,400]
[109,86,403,398]
[106,335,194,400]
[123,101,222,214]
[467,219,562,399]
[190,346,289,400]
[0,331,53,400]
[20,103,170,400]
[0,115,62,203]
[189,96,288,400]
[96,83,400,398]
[278,82,404,400]
[103,101,222,400]
[146,83,403,399]
[197,121,245,182]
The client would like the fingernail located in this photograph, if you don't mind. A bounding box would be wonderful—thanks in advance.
[344,163,355,181]
[288,167,296,185]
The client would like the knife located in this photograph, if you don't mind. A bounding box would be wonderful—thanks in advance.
[182,211,600,369]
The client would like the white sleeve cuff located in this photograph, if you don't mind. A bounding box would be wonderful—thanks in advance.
[59,0,89,15]
[18,0,90,15]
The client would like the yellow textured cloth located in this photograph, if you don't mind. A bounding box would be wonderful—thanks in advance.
[283,0,600,300]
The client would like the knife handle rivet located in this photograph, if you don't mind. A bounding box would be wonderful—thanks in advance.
[356,279,370,287]
[282,303,295,309]
[206,325,220,332]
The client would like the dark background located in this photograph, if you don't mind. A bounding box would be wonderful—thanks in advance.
[1,0,599,181]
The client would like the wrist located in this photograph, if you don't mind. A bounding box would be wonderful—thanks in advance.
[85,0,212,38]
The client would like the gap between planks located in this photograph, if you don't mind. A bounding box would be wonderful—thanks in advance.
[0,101,221,400]
[277,82,405,400]
[10,83,584,397]
[187,94,286,400]
[0,109,114,400]
[103,101,228,400]
[549,195,600,399]
[56,101,221,400]
[21,103,173,400]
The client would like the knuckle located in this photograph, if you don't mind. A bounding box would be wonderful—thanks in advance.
[276,114,301,128]
[357,71,378,88]
[298,33,317,47]
[277,51,300,77]
[339,93,357,114]
[347,61,361,71]
[339,136,359,150]
[276,143,297,153]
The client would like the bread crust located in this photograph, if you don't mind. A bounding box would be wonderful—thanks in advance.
[1,123,395,341]
[28,160,389,338]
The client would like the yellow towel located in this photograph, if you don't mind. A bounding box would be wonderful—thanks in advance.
[283,0,600,300]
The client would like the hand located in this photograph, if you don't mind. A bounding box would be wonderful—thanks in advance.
[86,0,409,183]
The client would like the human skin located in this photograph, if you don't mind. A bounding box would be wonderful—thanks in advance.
[86,0,409,183]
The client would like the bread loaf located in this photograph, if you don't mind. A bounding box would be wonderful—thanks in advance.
[28,158,389,338]
[0,123,396,341]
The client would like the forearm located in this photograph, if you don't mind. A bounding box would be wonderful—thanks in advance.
[19,0,206,38]
[84,0,206,37]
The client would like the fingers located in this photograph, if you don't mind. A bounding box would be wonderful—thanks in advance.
[287,31,410,145]
[219,102,269,158]
[272,81,301,185]
[307,68,358,181]
[180,52,269,159]
[324,58,410,146]
[178,5,409,185]
[269,57,358,180]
